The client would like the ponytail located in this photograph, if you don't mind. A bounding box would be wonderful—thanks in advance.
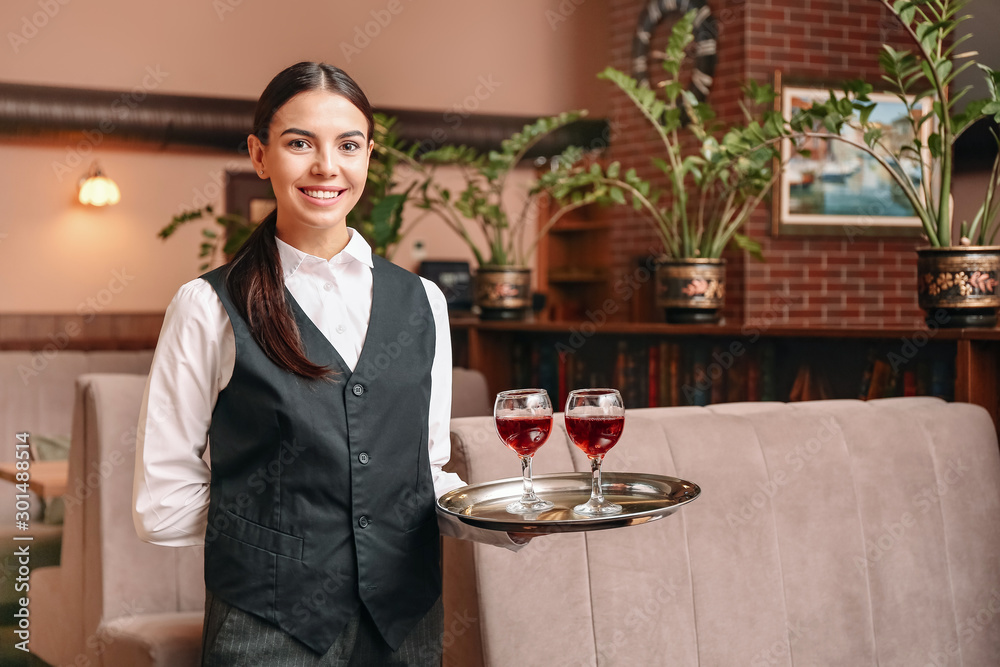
[224,211,336,380]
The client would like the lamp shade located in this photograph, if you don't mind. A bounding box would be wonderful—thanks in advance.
[78,167,121,206]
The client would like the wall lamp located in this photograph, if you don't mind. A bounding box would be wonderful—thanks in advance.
[78,163,121,206]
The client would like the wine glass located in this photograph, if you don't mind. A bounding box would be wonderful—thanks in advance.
[494,389,555,514]
[564,388,625,515]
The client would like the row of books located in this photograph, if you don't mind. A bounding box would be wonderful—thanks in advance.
[508,338,954,409]
[857,350,954,402]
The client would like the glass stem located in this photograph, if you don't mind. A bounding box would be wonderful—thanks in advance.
[520,455,536,502]
[590,456,605,504]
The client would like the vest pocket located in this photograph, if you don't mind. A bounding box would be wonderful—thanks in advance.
[220,509,304,560]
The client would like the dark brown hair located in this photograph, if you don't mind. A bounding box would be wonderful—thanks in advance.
[225,62,374,380]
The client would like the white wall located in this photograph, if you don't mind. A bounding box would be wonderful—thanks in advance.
[0,0,609,312]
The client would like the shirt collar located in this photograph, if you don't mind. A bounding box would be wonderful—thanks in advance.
[275,228,374,279]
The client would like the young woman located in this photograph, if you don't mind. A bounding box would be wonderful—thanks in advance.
[132,62,520,667]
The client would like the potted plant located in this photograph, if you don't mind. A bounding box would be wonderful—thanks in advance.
[783,0,1000,326]
[159,113,417,267]
[402,110,600,320]
[544,11,783,323]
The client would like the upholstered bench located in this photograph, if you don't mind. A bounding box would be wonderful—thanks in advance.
[442,398,1000,666]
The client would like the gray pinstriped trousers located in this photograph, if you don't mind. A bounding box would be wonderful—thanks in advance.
[200,591,443,667]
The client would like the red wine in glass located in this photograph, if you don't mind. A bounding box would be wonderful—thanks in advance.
[564,415,624,457]
[494,389,555,514]
[495,415,553,457]
[564,388,625,516]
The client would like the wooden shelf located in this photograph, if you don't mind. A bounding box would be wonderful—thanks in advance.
[452,319,1000,436]
[453,317,1000,340]
[549,220,613,233]
[547,269,609,284]
[536,186,611,320]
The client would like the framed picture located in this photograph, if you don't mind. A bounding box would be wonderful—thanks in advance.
[418,260,473,311]
[772,79,932,238]
[226,171,275,224]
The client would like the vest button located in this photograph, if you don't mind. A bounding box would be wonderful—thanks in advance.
[359,452,370,464]
[358,516,370,528]
[352,384,364,396]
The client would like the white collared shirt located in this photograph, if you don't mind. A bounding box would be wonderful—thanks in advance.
[132,230,497,547]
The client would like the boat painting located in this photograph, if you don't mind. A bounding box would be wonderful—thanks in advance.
[774,86,930,237]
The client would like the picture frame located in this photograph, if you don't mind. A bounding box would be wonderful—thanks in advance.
[225,170,275,225]
[771,75,932,238]
[418,260,473,311]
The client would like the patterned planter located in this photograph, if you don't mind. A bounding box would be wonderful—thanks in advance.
[917,246,1000,328]
[474,266,532,320]
[655,258,725,324]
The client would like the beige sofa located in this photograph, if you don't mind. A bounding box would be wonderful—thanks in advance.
[27,369,1000,666]
[443,399,1000,666]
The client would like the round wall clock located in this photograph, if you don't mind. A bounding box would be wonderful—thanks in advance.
[631,0,718,104]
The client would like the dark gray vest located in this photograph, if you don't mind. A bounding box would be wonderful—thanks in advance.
[200,255,441,655]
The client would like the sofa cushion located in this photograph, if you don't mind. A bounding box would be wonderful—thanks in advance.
[97,611,204,667]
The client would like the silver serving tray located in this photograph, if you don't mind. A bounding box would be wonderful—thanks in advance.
[437,472,701,534]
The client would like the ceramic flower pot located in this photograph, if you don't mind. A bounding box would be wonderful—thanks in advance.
[916,246,1000,328]
[474,266,532,320]
[655,258,725,324]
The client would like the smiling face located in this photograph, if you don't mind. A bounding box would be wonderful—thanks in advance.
[248,89,373,257]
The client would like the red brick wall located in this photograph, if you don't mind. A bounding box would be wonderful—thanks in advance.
[603,0,925,325]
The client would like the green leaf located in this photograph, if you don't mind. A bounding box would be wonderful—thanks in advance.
[936,60,953,84]
[898,3,917,25]
[928,132,943,158]
[858,103,875,126]
[732,233,764,261]
[609,187,626,205]
[864,128,884,148]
